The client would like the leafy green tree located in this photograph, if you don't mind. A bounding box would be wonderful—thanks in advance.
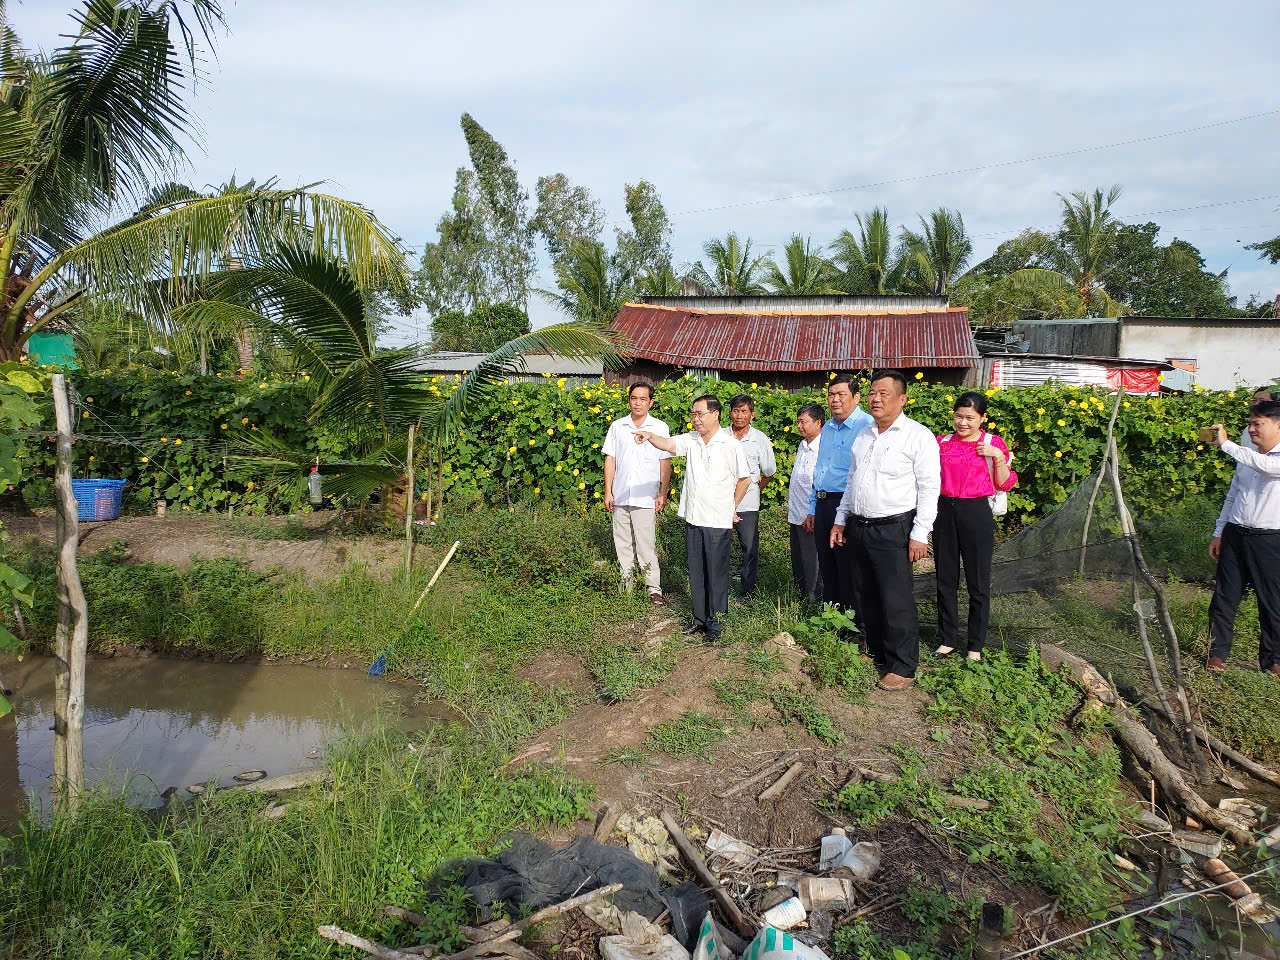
[762,235,840,295]
[430,303,530,353]
[538,240,634,325]
[0,0,404,363]
[419,169,500,316]
[614,181,672,280]
[460,114,535,311]
[831,209,904,294]
[1247,236,1280,264]
[1103,223,1237,316]
[898,207,973,297]
[0,363,42,716]
[531,173,605,269]
[635,263,683,297]
[692,232,769,295]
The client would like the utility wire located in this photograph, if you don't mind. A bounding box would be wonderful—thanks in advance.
[1000,863,1279,959]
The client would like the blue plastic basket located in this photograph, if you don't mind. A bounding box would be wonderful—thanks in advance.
[71,479,127,522]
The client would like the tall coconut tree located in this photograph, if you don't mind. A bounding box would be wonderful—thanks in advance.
[761,235,841,295]
[898,208,973,298]
[692,232,770,295]
[830,209,904,294]
[0,0,405,363]
[1006,186,1127,316]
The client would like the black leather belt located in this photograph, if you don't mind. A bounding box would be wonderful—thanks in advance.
[1230,522,1280,537]
[851,510,915,527]
[815,490,836,499]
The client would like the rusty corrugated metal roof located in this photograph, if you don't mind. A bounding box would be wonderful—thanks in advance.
[612,303,979,371]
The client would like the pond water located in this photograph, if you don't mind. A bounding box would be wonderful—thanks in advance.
[0,654,451,824]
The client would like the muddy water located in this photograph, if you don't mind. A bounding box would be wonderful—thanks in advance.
[0,655,452,823]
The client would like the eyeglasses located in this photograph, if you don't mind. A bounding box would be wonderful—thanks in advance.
[690,410,711,418]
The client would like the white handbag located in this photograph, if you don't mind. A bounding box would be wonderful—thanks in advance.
[984,431,1008,518]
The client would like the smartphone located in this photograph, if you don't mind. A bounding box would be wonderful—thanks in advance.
[1197,427,1216,443]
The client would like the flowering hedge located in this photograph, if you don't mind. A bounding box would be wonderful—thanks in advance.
[17,370,1254,523]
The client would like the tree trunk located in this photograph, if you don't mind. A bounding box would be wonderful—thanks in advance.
[236,329,254,375]
[404,425,415,578]
[50,374,88,812]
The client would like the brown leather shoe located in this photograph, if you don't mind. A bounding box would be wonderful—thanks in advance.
[1206,657,1227,673]
[1263,664,1280,678]
[650,593,665,606]
[878,673,915,691]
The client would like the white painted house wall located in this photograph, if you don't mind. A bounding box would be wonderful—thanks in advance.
[1119,320,1280,390]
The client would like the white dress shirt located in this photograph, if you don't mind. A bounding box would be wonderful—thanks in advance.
[729,426,777,513]
[835,412,941,543]
[602,414,671,508]
[670,430,751,529]
[1214,438,1280,536]
[787,434,821,526]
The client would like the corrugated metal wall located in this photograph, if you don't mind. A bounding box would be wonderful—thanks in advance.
[1013,320,1120,357]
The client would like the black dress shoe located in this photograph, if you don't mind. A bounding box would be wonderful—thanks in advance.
[682,623,705,636]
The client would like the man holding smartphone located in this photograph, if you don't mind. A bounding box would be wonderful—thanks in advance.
[1206,399,1280,675]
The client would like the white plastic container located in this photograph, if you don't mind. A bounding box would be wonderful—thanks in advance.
[761,897,807,930]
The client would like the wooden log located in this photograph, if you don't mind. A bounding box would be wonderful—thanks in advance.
[437,883,624,960]
[51,374,88,812]
[660,810,755,939]
[1040,642,1254,849]
[317,925,423,960]
[385,905,427,926]
[594,801,622,842]
[1146,701,1280,789]
[758,761,805,802]
[716,751,800,799]
[854,765,897,784]
[942,795,991,811]
[1203,859,1253,900]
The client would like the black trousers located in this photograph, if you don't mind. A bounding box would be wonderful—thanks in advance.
[734,510,760,596]
[814,497,862,626]
[789,522,822,602]
[1209,523,1280,669]
[934,496,995,653]
[686,523,732,637]
[848,512,919,678]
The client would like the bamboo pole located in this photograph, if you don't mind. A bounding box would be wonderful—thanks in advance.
[404,424,416,578]
[51,374,88,811]
[1079,389,1123,575]
[1106,436,1210,783]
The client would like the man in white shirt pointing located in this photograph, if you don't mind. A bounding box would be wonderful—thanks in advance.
[1206,399,1280,675]
[830,370,940,691]
[603,382,672,605]
[636,395,751,641]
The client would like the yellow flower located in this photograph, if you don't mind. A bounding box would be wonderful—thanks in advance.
[185,390,192,396]
[1069,399,1077,406]
[1123,401,1131,407]
[1054,451,1063,458]
[141,457,148,463]
[547,427,554,435]
[82,412,88,419]
[1068,384,1078,389]
[247,481,255,490]
[1036,408,1045,415]
[508,446,517,454]
[1056,419,1066,427]
[187,485,193,490]
[508,506,515,513]
[259,383,267,389]
[783,425,791,431]
[88,455,94,461]
[557,378,567,388]
[988,422,996,429]
[751,382,758,389]
[985,388,996,396]
[556,464,563,471]
[594,491,601,498]
[1197,444,1204,450]
[302,374,310,381]
[161,436,168,442]
[572,468,579,476]
[592,443,599,449]
[174,438,182,445]
[578,482,586,490]
[945,395,954,402]
[533,486,540,494]
[915,372,924,380]
[828,372,836,380]
[86,396,94,403]
[565,422,575,430]
[241,417,249,425]
[220,423,227,430]
[529,439,536,446]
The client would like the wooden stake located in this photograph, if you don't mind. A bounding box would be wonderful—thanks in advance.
[758,761,805,802]
[660,810,755,939]
[404,424,416,578]
[410,540,461,615]
[51,374,88,812]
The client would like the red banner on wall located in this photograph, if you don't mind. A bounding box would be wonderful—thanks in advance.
[1105,368,1162,393]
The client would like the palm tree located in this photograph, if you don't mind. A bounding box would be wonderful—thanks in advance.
[1007,186,1126,316]
[761,235,841,295]
[898,208,973,297]
[693,232,769,295]
[1,1,404,363]
[635,262,682,297]
[183,245,622,507]
[537,240,635,325]
[830,209,904,294]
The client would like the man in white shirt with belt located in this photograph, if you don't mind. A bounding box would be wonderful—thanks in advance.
[636,395,751,641]
[788,402,825,603]
[830,370,940,691]
[603,382,672,605]
[727,394,777,599]
[1207,399,1280,675]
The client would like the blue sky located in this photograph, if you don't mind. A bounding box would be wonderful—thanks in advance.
[13,0,1280,344]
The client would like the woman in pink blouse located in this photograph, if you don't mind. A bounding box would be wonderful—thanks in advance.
[933,392,1017,662]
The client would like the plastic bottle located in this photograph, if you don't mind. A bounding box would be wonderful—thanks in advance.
[308,466,322,505]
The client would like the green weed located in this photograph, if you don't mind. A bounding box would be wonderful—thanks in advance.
[769,685,845,746]
[588,640,677,702]
[598,747,649,766]
[646,711,729,758]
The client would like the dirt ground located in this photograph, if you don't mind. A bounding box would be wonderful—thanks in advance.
[3,511,405,580]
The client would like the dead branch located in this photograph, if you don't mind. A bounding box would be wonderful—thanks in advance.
[758,761,805,802]
[660,810,755,939]
[317,925,423,960]
[438,883,624,960]
[716,751,801,799]
[1145,701,1280,788]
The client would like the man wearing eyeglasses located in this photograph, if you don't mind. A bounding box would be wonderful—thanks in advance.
[636,395,751,641]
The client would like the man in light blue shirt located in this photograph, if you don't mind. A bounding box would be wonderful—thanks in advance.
[803,375,873,617]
